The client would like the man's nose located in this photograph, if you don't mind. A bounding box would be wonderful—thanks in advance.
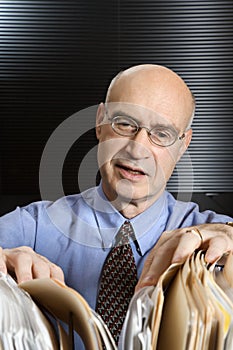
[124,128,152,159]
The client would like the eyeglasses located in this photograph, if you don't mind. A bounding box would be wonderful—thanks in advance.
[110,115,185,147]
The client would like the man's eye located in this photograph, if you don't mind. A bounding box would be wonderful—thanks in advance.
[116,122,136,133]
[153,130,171,139]
[157,131,170,138]
[117,122,132,127]
[118,121,129,125]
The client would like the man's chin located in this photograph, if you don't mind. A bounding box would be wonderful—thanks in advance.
[102,178,164,205]
[114,189,153,205]
[116,183,165,204]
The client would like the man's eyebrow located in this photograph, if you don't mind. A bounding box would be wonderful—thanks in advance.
[152,123,177,132]
[110,111,178,131]
[110,110,134,119]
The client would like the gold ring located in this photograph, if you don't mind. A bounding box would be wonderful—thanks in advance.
[226,222,233,227]
[186,228,204,244]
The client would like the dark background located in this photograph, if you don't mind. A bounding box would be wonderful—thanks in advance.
[1,0,233,216]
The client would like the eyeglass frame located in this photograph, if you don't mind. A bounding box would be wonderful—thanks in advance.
[105,113,186,147]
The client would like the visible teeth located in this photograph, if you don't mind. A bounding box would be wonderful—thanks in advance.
[128,169,142,175]
[117,164,145,175]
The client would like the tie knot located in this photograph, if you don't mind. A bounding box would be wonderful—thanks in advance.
[116,221,134,246]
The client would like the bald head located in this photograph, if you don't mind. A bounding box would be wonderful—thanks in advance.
[105,64,195,130]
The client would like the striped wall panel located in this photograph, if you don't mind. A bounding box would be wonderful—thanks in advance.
[118,0,233,192]
[0,0,232,195]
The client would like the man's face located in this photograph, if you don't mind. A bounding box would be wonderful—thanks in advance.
[96,102,192,207]
[95,67,193,208]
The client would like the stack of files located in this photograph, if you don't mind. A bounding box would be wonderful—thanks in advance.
[1,251,233,349]
[120,251,233,350]
[0,274,116,350]
[20,277,117,350]
[0,273,57,349]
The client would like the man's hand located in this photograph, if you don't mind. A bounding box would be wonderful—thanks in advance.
[0,246,64,284]
[136,223,233,291]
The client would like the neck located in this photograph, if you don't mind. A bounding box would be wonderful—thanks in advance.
[101,187,164,219]
[120,201,150,218]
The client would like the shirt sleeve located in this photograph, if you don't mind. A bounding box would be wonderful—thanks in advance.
[0,205,38,249]
[166,197,233,230]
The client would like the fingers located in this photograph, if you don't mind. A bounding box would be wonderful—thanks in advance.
[189,224,233,264]
[136,229,202,291]
[135,247,173,292]
[0,247,8,275]
[171,229,203,263]
[136,224,233,292]
[136,226,219,291]
[3,246,64,284]
[49,263,65,281]
[11,250,34,283]
[204,236,230,264]
[33,254,65,281]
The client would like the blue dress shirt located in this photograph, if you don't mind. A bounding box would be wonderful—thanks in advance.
[0,184,232,348]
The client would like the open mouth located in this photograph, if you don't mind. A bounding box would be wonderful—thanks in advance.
[116,163,146,176]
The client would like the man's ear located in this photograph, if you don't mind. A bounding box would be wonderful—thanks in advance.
[178,128,192,159]
[96,102,105,140]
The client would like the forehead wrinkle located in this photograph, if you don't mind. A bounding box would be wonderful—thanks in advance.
[109,109,179,133]
[106,65,194,130]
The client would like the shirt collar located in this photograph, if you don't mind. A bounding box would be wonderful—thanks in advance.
[82,183,168,255]
[129,192,168,255]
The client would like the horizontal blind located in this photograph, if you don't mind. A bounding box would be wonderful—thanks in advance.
[0,0,118,194]
[1,0,233,195]
[118,0,233,192]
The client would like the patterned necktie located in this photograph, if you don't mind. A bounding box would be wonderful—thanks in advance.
[96,221,138,345]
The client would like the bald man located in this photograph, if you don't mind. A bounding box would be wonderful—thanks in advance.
[0,64,233,347]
